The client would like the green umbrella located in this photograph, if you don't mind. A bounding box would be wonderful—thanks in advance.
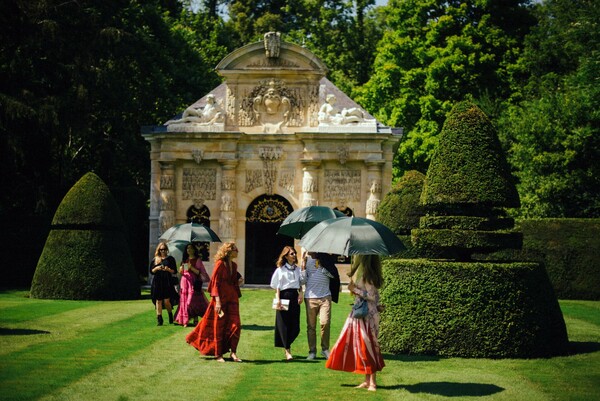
[277,206,345,239]
[298,216,405,256]
[159,222,222,243]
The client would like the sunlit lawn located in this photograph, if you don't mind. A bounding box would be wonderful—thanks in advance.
[0,289,598,401]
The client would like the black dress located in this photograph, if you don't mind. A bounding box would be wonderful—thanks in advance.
[150,256,177,305]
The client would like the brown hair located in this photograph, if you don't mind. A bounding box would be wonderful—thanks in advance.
[215,242,238,261]
[276,246,297,267]
[350,254,383,289]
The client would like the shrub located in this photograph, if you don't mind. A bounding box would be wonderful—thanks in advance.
[476,218,600,300]
[378,170,425,235]
[30,172,140,300]
[413,101,521,260]
[380,259,569,358]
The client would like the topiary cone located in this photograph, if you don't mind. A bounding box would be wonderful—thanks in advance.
[30,172,140,300]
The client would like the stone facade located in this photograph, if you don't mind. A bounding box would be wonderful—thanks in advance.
[142,33,401,282]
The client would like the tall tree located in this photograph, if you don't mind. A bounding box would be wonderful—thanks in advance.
[356,0,534,175]
[498,0,600,217]
[0,0,218,218]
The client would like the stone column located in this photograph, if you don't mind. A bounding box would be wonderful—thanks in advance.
[159,162,176,237]
[219,160,238,241]
[301,161,321,207]
[365,161,384,220]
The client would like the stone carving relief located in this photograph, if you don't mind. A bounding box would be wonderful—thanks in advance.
[160,192,174,211]
[221,176,236,191]
[264,31,281,58]
[192,149,204,164]
[160,213,175,234]
[245,170,264,193]
[302,175,317,193]
[160,174,174,190]
[323,170,361,202]
[318,94,365,125]
[337,146,349,165]
[226,87,236,127]
[220,217,234,238]
[259,146,282,195]
[221,193,234,212]
[308,85,320,127]
[240,80,301,133]
[166,94,225,126]
[182,168,217,200]
[279,169,295,193]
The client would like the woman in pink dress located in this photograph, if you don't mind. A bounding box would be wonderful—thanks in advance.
[175,243,210,327]
[325,254,385,392]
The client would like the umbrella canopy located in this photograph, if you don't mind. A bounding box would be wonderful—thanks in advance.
[277,206,345,239]
[298,216,405,256]
[165,240,189,266]
[159,222,222,243]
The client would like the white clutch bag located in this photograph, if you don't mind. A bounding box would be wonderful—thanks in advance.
[272,298,290,311]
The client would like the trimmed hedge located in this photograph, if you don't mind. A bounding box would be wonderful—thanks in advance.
[380,259,569,358]
[476,218,600,300]
[420,102,519,209]
[30,172,140,300]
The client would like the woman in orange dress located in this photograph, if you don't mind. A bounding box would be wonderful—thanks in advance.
[186,242,244,362]
[325,254,385,391]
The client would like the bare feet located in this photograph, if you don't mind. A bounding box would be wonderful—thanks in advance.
[215,356,225,363]
[355,382,369,389]
[230,353,242,362]
[368,385,377,392]
[285,350,293,361]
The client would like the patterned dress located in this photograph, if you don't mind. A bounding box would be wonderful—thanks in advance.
[325,278,385,374]
[186,259,242,356]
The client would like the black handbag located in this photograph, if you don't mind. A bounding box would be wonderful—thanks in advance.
[193,277,203,292]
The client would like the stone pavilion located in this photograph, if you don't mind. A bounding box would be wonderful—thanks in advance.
[142,32,402,283]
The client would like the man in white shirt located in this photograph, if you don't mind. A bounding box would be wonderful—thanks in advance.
[301,252,340,360]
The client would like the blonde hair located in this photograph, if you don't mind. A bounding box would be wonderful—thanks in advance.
[154,242,169,258]
[215,242,237,261]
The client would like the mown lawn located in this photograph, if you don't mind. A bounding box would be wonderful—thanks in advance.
[0,289,598,401]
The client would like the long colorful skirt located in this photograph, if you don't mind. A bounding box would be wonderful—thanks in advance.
[325,314,385,375]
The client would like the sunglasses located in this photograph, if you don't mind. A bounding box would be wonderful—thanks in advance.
[159,248,168,252]
[288,252,296,256]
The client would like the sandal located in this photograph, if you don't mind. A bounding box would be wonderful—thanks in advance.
[230,353,242,362]
[215,356,225,363]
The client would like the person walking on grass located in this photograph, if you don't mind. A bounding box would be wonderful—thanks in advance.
[325,254,385,391]
[271,246,304,361]
[186,242,244,363]
[150,242,177,326]
[301,251,340,360]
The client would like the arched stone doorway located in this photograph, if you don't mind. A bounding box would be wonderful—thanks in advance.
[245,194,294,284]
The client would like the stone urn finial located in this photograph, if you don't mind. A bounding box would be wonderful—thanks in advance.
[264,31,281,58]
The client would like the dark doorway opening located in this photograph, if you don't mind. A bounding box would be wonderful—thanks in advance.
[245,195,294,284]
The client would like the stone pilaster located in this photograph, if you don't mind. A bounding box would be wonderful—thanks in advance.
[301,161,321,207]
[159,162,176,236]
[219,160,238,241]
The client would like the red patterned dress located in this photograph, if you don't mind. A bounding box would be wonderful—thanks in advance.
[186,259,242,357]
[325,279,385,374]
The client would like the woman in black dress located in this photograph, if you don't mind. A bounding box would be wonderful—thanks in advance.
[150,242,177,325]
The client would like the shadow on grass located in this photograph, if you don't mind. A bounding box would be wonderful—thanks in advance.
[569,341,600,355]
[0,327,50,335]
[242,358,323,365]
[342,381,504,396]
[243,324,273,331]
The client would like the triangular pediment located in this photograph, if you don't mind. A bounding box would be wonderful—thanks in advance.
[216,38,328,75]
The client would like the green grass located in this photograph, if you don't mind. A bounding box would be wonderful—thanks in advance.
[0,290,599,401]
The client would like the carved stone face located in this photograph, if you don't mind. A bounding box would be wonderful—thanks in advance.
[264,89,281,113]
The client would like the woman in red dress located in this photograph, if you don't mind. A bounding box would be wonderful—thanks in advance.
[186,242,244,362]
[325,254,385,391]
